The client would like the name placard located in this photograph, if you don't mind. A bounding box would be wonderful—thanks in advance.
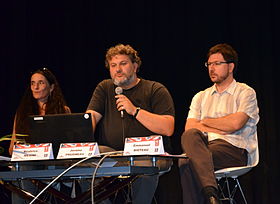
[11,143,53,161]
[123,135,165,155]
[56,142,100,159]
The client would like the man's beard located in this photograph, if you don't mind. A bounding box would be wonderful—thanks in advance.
[113,74,136,87]
[210,71,229,84]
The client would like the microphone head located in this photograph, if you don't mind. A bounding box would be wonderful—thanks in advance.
[115,86,123,95]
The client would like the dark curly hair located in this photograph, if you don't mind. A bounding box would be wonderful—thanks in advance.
[105,44,142,72]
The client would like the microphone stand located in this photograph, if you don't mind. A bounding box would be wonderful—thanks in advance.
[121,112,125,146]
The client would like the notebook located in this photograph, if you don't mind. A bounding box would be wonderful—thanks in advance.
[28,113,94,157]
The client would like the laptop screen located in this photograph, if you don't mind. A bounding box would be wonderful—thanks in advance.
[28,113,94,157]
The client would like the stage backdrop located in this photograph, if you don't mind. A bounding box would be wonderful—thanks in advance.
[1,1,280,203]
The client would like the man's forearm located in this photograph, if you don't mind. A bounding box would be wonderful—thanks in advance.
[136,109,174,136]
[185,118,227,134]
[201,112,249,133]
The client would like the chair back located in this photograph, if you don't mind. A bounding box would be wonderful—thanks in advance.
[247,132,259,167]
[247,143,259,167]
[215,131,259,204]
[215,135,259,178]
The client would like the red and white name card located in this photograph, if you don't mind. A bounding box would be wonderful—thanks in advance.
[123,135,165,155]
[11,143,53,161]
[56,142,100,159]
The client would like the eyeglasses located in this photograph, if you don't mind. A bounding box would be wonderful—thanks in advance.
[204,61,232,68]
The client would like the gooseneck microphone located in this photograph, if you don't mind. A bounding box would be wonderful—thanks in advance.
[115,87,124,118]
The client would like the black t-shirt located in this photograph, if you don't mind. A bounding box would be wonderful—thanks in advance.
[87,78,175,152]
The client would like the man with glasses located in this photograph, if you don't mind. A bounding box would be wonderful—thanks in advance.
[179,43,259,204]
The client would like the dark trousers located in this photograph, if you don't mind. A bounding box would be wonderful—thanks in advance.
[178,128,248,204]
[97,145,172,204]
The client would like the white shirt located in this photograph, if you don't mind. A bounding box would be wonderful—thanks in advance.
[188,80,259,163]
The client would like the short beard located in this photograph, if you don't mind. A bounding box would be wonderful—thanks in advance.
[210,71,230,84]
[113,74,136,87]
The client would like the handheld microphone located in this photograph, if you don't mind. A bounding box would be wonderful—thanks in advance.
[115,87,124,118]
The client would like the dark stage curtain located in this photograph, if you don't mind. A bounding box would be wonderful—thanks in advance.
[1,1,280,203]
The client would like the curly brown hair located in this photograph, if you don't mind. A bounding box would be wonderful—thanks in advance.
[105,44,142,72]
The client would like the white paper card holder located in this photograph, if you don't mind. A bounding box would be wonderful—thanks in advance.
[11,143,53,161]
[123,135,165,155]
[56,142,99,159]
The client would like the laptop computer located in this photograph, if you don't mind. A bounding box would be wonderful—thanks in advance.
[28,113,94,158]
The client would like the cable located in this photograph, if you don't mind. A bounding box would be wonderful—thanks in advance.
[90,151,126,204]
[0,133,28,142]
[121,117,125,144]
[89,151,123,204]
[90,153,111,204]
[29,151,123,204]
